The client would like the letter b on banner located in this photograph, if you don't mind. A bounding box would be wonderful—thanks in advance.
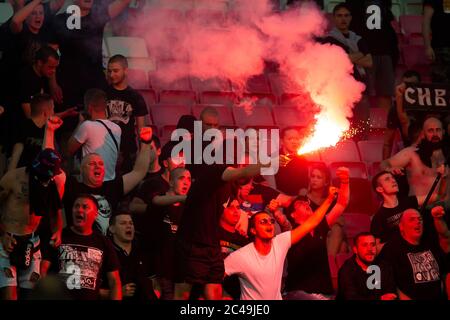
[366,265,381,290]
[66,5,81,30]
[366,5,381,30]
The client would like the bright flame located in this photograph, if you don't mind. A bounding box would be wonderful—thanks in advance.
[297,113,346,155]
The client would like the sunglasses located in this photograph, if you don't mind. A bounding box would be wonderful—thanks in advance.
[259,218,276,225]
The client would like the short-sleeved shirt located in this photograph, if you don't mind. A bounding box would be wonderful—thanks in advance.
[224,231,292,300]
[371,196,419,243]
[106,86,148,154]
[424,0,450,48]
[177,164,237,247]
[63,176,124,234]
[379,233,445,300]
[73,120,121,181]
[48,228,120,300]
[285,219,333,294]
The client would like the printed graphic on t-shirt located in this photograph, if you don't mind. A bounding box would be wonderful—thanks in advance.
[407,250,440,284]
[386,212,403,227]
[107,100,132,125]
[92,195,112,235]
[58,244,104,290]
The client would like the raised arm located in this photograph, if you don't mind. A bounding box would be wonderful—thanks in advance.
[326,167,350,226]
[290,188,336,245]
[43,116,63,150]
[431,206,450,253]
[108,0,133,20]
[7,143,24,172]
[380,147,413,175]
[152,194,186,206]
[11,0,42,34]
[122,127,152,195]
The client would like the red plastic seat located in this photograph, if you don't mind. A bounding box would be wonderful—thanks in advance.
[343,213,372,239]
[399,15,423,37]
[127,69,150,90]
[240,74,272,94]
[334,178,376,214]
[232,105,275,128]
[401,44,430,68]
[267,73,302,97]
[357,140,383,164]
[159,90,197,106]
[199,91,237,108]
[190,76,232,93]
[149,74,192,92]
[150,104,192,128]
[242,93,277,107]
[192,104,235,127]
[272,106,312,128]
[320,140,361,164]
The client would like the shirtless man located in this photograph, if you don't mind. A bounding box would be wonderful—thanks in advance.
[381,117,448,198]
[0,116,65,300]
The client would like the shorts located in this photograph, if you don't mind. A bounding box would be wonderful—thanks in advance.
[175,240,224,285]
[367,55,395,97]
[0,233,41,289]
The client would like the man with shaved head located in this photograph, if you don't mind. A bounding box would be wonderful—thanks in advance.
[380,209,449,300]
[63,127,153,235]
[381,117,449,199]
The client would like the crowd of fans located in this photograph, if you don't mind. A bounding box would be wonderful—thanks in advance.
[0,0,450,301]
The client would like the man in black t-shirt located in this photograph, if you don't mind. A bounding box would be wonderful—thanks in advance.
[370,170,446,251]
[379,209,448,300]
[63,127,153,235]
[424,0,450,83]
[41,194,122,300]
[106,55,148,174]
[146,168,192,300]
[326,3,372,139]
[108,212,157,301]
[8,93,54,172]
[51,0,133,110]
[337,232,397,300]
[346,0,398,111]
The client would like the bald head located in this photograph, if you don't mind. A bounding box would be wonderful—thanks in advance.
[399,209,423,244]
[200,107,219,131]
[423,117,443,143]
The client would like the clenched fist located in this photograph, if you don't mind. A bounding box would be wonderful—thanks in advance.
[139,127,153,143]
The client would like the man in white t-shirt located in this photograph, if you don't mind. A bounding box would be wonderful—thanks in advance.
[224,187,338,300]
[67,89,121,181]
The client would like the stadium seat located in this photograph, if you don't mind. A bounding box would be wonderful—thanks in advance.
[303,151,322,163]
[159,90,197,106]
[200,91,237,107]
[241,74,272,94]
[329,161,369,179]
[272,106,311,128]
[242,93,277,107]
[320,140,361,164]
[401,44,430,68]
[138,89,157,108]
[267,73,302,97]
[190,76,232,93]
[400,15,424,44]
[232,105,275,128]
[192,104,235,127]
[127,68,151,90]
[149,74,192,92]
[343,213,372,240]
[404,0,423,15]
[150,104,192,128]
[357,140,383,164]
[105,36,148,57]
[0,3,13,25]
